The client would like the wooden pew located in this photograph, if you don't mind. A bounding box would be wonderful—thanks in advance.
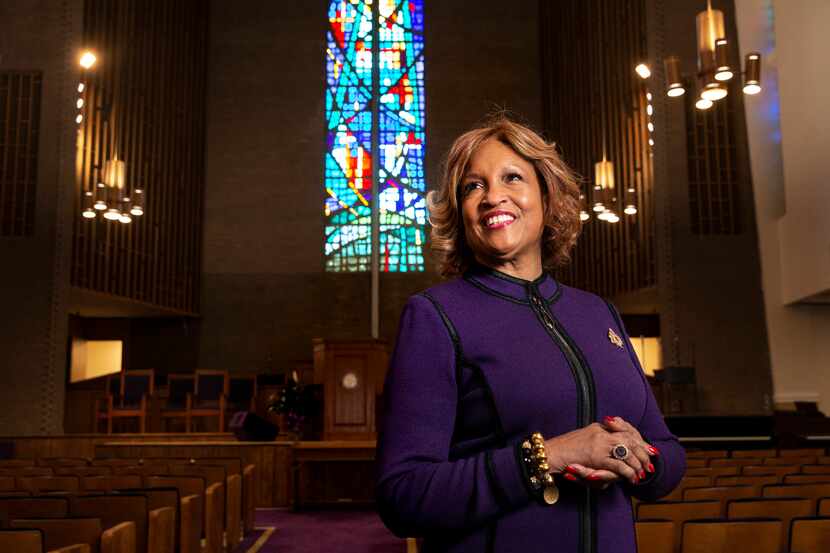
[144,477,203,553]
[0,495,70,527]
[100,521,135,553]
[81,476,142,494]
[0,528,90,552]
[68,495,149,553]
[10,518,103,553]
[17,476,81,494]
[114,488,179,553]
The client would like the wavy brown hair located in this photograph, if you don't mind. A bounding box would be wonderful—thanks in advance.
[427,114,583,278]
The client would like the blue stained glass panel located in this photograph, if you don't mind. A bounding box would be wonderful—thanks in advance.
[325,0,425,272]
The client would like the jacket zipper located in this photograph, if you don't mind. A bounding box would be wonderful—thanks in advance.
[527,285,597,553]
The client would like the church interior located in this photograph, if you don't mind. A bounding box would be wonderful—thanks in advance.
[1,0,829,551]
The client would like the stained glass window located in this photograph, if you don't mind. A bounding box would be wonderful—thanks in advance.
[325,0,426,272]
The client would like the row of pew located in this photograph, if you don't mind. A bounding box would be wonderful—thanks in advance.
[634,447,830,553]
[0,456,257,553]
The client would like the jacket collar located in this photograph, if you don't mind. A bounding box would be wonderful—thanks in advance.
[462,260,561,304]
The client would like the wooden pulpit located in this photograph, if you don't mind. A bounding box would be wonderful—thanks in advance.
[312,338,388,440]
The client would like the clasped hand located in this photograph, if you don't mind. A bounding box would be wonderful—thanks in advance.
[542,416,660,490]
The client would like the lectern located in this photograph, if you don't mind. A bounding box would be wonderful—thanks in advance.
[312,338,388,440]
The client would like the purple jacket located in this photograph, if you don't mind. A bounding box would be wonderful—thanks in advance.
[375,263,686,553]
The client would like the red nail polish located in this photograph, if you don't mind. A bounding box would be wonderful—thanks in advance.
[648,446,660,456]
[639,470,646,479]
[563,473,578,481]
[603,416,615,424]
[565,466,580,475]
[648,462,655,473]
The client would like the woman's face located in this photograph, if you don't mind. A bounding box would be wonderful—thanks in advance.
[460,138,545,267]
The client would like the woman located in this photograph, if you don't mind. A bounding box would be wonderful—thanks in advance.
[375,115,685,553]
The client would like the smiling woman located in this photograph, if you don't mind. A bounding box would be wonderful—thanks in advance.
[426,114,583,280]
[375,114,686,553]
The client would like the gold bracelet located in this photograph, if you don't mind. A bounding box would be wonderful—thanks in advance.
[521,432,559,505]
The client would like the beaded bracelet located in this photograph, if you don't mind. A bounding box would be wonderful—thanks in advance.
[521,432,559,505]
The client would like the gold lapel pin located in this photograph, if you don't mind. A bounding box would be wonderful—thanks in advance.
[608,328,624,348]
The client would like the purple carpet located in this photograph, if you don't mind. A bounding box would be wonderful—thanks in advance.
[241,508,409,553]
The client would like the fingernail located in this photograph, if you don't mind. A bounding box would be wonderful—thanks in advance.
[647,446,660,456]
[639,470,646,479]
[565,465,580,475]
[603,416,615,424]
[563,473,578,481]
[586,474,602,481]
[648,462,655,473]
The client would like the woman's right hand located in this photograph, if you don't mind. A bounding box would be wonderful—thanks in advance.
[543,421,653,485]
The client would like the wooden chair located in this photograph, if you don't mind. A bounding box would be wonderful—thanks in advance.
[682,486,757,516]
[100,521,135,553]
[765,456,816,466]
[0,459,35,468]
[686,467,739,479]
[803,465,830,475]
[743,465,801,479]
[686,450,728,459]
[709,458,763,468]
[0,467,54,477]
[89,460,138,469]
[661,476,714,502]
[55,467,112,478]
[160,375,194,432]
[790,517,830,553]
[10,518,103,553]
[81,476,142,493]
[113,464,169,479]
[227,375,257,413]
[727,497,813,552]
[762,483,830,512]
[636,500,721,552]
[96,375,123,434]
[780,449,825,458]
[0,495,69,526]
[818,456,830,465]
[100,370,155,434]
[635,520,674,553]
[38,459,89,468]
[680,518,782,553]
[0,528,90,553]
[732,449,776,458]
[784,474,830,484]
[714,475,777,490]
[190,371,228,432]
[69,494,148,553]
[820,498,830,517]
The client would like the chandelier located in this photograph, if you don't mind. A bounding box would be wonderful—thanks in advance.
[663,1,762,109]
[77,50,145,223]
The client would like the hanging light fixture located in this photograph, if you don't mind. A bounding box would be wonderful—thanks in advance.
[102,158,126,221]
[664,56,686,97]
[663,1,761,103]
[743,53,762,94]
[82,191,96,218]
